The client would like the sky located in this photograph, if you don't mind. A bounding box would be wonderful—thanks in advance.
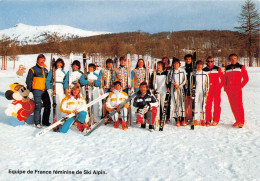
[0,0,259,33]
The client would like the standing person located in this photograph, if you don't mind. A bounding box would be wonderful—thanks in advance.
[224,54,249,128]
[132,58,146,92]
[46,58,66,122]
[202,56,225,126]
[168,58,187,127]
[100,58,115,93]
[79,63,101,119]
[190,60,209,126]
[26,54,51,128]
[99,58,116,117]
[149,61,167,124]
[64,60,83,97]
[183,54,193,123]
[133,82,158,131]
[106,81,129,130]
[59,85,89,133]
[114,56,131,93]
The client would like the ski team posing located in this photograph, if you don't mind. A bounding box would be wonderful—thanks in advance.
[24,53,249,134]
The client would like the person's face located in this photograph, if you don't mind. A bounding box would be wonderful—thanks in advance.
[185,57,192,64]
[140,85,147,94]
[138,60,144,68]
[107,62,113,69]
[120,59,127,67]
[114,84,121,91]
[163,59,169,66]
[72,88,80,97]
[207,58,214,67]
[174,62,180,70]
[37,58,46,67]
[72,64,79,71]
[57,62,63,68]
[88,66,94,72]
[196,64,203,71]
[230,56,238,65]
[157,63,163,71]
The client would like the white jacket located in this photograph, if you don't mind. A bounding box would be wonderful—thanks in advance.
[106,90,129,109]
[60,96,86,114]
[190,70,209,93]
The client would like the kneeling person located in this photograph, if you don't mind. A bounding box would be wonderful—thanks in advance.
[133,82,158,131]
[106,81,129,130]
[59,86,89,133]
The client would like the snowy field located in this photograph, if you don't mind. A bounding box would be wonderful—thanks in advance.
[0,54,260,181]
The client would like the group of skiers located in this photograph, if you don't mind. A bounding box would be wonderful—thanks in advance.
[25,52,249,133]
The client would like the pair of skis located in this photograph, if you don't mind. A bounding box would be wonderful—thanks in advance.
[84,92,137,136]
[35,92,110,137]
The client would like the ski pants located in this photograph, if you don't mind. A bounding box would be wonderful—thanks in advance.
[136,106,158,125]
[185,95,192,122]
[170,88,185,120]
[32,89,51,125]
[226,90,245,125]
[59,111,88,133]
[205,89,221,123]
[111,107,128,122]
[194,91,206,121]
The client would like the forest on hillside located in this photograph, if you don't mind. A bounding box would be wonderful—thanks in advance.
[1,30,259,67]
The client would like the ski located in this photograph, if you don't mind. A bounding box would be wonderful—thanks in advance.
[35,93,110,137]
[127,55,132,125]
[84,92,137,136]
[51,57,57,125]
[190,49,197,130]
[68,51,74,89]
[83,51,89,103]
[159,67,173,131]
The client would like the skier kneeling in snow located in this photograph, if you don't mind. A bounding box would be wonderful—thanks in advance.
[106,81,129,130]
[59,85,89,133]
[133,82,158,131]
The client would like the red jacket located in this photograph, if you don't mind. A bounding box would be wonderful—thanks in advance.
[203,65,225,91]
[224,63,249,92]
[12,99,35,121]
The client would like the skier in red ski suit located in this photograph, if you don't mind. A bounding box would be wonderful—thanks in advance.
[202,56,225,126]
[224,54,249,128]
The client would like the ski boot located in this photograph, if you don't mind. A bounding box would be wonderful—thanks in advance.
[212,121,218,126]
[114,119,120,128]
[122,121,128,130]
[200,120,205,126]
[205,122,211,127]
[149,124,155,132]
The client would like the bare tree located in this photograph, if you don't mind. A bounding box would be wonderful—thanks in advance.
[235,0,260,66]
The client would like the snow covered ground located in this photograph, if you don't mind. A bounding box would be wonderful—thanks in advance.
[0,54,260,181]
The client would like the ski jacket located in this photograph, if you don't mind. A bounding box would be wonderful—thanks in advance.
[150,71,167,93]
[64,70,83,89]
[46,68,66,90]
[100,68,116,89]
[114,66,129,90]
[106,90,129,109]
[79,72,101,88]
[167,67,187,90]
[133,90,158,110]
[26,64,48,91]
[224,63,249,92]
[182,64,193,96]
[132,67,146,89]
[190,70,209,93]
[60,96,86,114]
[203,65,225,91]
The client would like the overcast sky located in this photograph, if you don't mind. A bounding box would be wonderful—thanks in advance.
[0,0,259,33]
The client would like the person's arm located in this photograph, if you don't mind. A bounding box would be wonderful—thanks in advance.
[240,65,249,89]
[179,70,187,88]
[79,74,89,86]
[218,67,225,88]
[25,68,34,91]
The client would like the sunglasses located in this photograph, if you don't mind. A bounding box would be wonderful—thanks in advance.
[207,61,214,63]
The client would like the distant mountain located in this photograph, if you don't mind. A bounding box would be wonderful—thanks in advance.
[0,23,110,45]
